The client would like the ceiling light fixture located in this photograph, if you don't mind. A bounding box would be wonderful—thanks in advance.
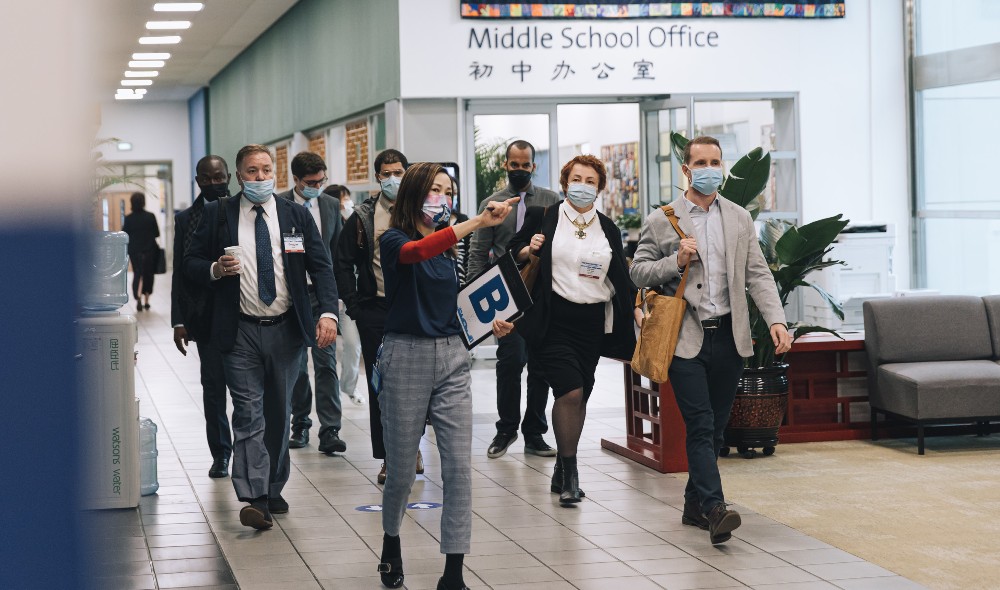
[115,94,143,100]
[146,20,191,30]
[153,2,204,11]
[139,36,182,44]
[121,79,154,86]
[124,71,159,77]
[129,60,165,68]
[132,52,171,60]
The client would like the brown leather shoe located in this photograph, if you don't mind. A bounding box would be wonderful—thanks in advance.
[706,503,741,544]
[377,462,387,485]
[239,501,273,530]
[416,450,425,474]
[681,500,709,530]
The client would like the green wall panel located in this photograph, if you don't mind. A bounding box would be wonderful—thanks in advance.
[209,0,400,166]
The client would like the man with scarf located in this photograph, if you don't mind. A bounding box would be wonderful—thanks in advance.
[171,155,234,479]
[468,140,562,460]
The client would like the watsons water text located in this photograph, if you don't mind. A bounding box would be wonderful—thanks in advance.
[469,24,719,50]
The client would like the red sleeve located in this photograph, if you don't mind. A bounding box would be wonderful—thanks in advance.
[398,227,458,264]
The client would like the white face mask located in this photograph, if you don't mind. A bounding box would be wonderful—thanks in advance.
[340,199,355,220]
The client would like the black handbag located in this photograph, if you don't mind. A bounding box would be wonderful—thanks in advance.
[154,247,167,274]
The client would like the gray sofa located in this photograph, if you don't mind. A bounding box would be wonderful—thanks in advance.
[863,295,1000,454]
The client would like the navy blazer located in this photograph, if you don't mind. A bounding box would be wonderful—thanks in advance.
[184,193,339,352]
[509,204,637,361]
[276,189,342,262]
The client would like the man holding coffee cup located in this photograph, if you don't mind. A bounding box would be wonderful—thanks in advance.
[185,144,339,530]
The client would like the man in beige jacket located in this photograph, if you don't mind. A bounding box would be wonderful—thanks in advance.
[631,136,791,544]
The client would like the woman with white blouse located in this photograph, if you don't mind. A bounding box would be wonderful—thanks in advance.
[498,154,639,505]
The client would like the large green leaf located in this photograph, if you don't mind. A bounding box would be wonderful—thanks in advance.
[719,147,771,209]
[670,132,689,164]
[774,214,849,265]
[802,281,845,320]
[759,219,793,265]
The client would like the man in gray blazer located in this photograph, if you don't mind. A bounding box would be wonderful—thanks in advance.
[280,151,346,455]
[631,136,791,544]
[469,140,562,460]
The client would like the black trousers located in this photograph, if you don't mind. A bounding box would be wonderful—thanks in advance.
[495,332,549,437]
[667,316,744,514]
[196,339,232,460]
[356,298,388,459]
[129,251,156,297]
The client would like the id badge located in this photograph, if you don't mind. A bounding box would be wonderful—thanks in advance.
[283,230,305,253]
[578,260,604,280]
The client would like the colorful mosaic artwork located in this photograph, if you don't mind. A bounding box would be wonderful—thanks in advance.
[461,2,846,19]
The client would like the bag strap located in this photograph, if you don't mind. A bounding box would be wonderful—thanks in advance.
[661,205,690,300]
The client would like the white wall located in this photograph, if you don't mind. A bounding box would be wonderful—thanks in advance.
[398,0,912,288]
[99,101,192,211]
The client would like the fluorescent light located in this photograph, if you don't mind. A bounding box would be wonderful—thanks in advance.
[154,2,204,11]
[135,89,148,95]
[115,94,143,100]
[124,71,159,78]
[117,142,133,151]
[132,52,171,60]
[129,60,165,68]
[139,36,181,44]
[121,79,154,86]
[115,90,143,100]
[146,20,191,30]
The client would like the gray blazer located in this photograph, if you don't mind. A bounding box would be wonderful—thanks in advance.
[277,189,343,261]
[630,196,785,359]
[467,181,562,278]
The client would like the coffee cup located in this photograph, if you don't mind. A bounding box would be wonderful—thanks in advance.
[223,246,243,274]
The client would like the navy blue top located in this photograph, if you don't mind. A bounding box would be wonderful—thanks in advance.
[380,228,463,338]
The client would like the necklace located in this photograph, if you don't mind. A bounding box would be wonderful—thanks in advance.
[563,210,597,239]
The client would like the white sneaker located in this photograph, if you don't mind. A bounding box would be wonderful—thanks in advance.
[347,390,366,406]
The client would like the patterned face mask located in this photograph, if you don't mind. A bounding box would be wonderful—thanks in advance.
[421,193,452,227]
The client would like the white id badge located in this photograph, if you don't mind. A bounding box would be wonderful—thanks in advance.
[283,232,305,253]
[578,247,611,281]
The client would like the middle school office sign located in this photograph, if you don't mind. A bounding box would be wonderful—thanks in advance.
[398,2,847,98]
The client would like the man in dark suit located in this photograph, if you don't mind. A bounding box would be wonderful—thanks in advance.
[186,144,339,530]
[171,155,234,479]
[468,140,561,460]
[279,151,346,455]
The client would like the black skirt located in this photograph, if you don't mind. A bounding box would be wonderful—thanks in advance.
[533,293,606,399]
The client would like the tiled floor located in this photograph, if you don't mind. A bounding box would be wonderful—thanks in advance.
[83,285,926,590]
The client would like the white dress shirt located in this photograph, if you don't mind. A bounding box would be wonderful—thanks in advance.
[551,200,616,332]
[236,196,291,317]
[684,194,731,320]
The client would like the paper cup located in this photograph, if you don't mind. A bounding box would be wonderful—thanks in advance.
[223,246,242,274]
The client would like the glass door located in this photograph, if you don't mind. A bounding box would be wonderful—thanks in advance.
[464,102,558,215]
[639,98,692,213]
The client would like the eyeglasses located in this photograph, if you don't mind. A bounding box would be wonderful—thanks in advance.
[377,170,405,180]
[302,177,328,188]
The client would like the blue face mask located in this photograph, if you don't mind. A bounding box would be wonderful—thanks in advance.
[380,176,401,201]
[301,185,321,199]
[689,166,724,196]
[242,178,275,204]
[566,182,598,208]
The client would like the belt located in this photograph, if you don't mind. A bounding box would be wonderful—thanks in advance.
[701,315,730,329]
[239,310,292,326]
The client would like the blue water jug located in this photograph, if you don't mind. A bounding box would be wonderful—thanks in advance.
[139,417,159,496]
[80,231,129,311]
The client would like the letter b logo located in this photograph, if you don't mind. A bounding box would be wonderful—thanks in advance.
[469,275,510,324]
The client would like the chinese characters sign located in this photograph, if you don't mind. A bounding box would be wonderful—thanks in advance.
[462,2,845,19]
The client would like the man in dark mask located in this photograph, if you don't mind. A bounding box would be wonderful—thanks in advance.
[468,140,562,460]
[171,154,234,478]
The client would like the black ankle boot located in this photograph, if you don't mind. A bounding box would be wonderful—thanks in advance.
[437,577,470,590]
[551,456,586,497]
[558,456,581,506]
[378,534,404,588]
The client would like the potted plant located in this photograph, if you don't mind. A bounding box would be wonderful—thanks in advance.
[670,133,849,458]
[615,212,643,241]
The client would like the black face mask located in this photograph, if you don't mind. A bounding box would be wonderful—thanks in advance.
[507,169,532,191]
[201,183,230,202]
